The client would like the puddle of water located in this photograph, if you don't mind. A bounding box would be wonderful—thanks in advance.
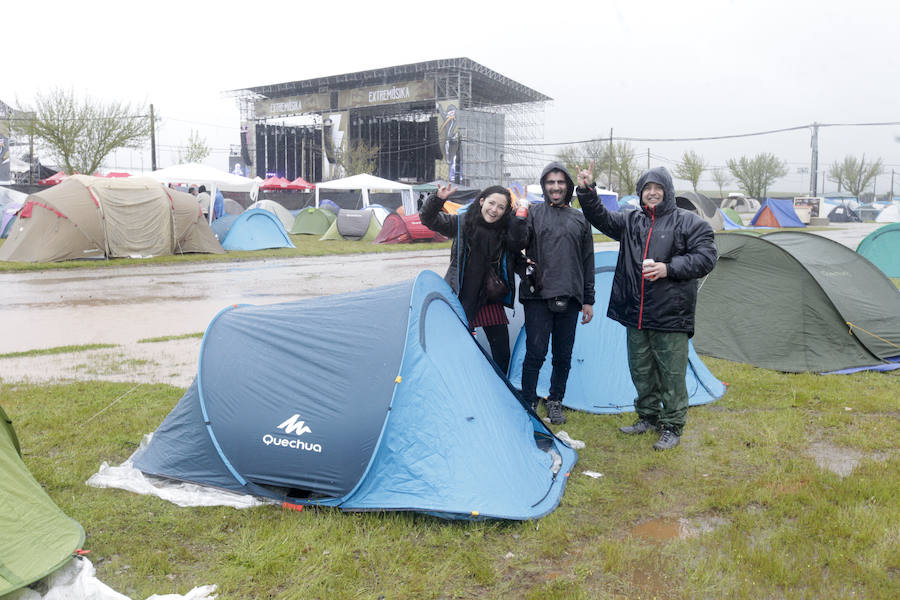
[630,515,729,542]
[807,441,886,478]
[631,517,689,541]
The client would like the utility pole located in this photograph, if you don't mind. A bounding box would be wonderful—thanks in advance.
[29,129,34,185]
[608,128,613,188]
[499,152,504,186]
[647,148,650,169]
[809,122,819,197]
[149,104,157,171]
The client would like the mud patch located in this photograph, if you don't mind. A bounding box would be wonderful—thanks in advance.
[630,515,729,542]
[0,338,200,388]
[806,441,889,478]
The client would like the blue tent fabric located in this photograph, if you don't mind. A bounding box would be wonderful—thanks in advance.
[719,208,772,231]
[210,214,238,240]
[215,208,294,251]
[750,198,805,227]
[134,271,577,520]
[598,191,619,212]
[507,252,726,413]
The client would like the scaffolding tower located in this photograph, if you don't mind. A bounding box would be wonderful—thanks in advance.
[227,57,549,187]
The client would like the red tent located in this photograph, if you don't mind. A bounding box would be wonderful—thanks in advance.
[289,176,315,190]
[37,171,68,186]
[260,176,293,190]
[374,213,447,244]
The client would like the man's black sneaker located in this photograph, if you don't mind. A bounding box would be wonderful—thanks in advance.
[619,419,657,435]
[546,400,566,425]
[653,430,681,451]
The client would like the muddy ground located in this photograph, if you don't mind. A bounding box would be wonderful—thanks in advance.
[0,223,883,389]
[0,250,452,387]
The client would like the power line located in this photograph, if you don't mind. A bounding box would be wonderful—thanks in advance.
[501,121,900,147]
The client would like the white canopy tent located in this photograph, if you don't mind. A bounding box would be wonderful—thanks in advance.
[315,173,415,214]
[145,163,261,223]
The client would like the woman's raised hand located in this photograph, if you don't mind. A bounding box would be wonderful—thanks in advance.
[437,183,457,200]
[576,160,595,189]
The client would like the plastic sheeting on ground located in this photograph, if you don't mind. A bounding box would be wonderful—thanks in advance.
[86,434,276,509]
[4,556,216,600]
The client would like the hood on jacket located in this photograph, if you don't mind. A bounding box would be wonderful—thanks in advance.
[635,166,676,213]
[540,161,575,205]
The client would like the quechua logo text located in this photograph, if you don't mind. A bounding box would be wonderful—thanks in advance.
[262,414,322,453]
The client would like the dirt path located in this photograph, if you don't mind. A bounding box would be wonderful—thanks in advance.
[0,223,883,388]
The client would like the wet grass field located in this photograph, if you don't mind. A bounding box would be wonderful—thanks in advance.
[2,357,897,599]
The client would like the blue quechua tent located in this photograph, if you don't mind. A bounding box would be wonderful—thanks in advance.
[211,208,294,251]
[507,252,726,413]
[133,271,577,520]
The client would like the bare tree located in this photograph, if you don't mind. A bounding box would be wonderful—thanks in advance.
[556,139,638,194]
[611,141,640,195]
[12,88,150,175]
[557,139,611,186]
[726,153,788,200]
[710,167,731,199]
[336,140,380,177]
[827,154,883,197]
[177,129,210,164]
[673,150,707,191]
[556,145,584,179]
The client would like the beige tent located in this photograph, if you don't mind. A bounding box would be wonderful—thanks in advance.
[246,199,294,231]
[0,175,223,262]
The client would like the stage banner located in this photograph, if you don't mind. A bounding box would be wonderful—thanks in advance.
[256,93,331,119]
[436,100,460,183]
[340,80,434,111]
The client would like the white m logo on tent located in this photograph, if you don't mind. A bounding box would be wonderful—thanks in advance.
[277,414,312,436]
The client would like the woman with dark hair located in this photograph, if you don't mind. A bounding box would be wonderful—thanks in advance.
[419,184,518,374]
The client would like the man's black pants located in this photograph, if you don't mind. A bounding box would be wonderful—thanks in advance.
[520,298,579,404]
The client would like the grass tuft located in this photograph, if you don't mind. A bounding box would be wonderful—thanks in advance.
[0,343,118,359]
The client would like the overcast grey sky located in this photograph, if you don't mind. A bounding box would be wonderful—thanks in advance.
[5,0,899,193]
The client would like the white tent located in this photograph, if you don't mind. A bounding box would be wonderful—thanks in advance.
[315,174,415,214]
[145,163,261,223]
[875,204,900,223]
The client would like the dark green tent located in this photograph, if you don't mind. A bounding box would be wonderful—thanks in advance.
[1,403,85,596]
[857,222,900,278]
[694,231,900,372]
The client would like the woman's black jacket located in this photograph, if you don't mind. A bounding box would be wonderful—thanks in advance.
[419,193,518,310]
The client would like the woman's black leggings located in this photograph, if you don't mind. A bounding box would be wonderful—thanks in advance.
[481,323,510,376]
